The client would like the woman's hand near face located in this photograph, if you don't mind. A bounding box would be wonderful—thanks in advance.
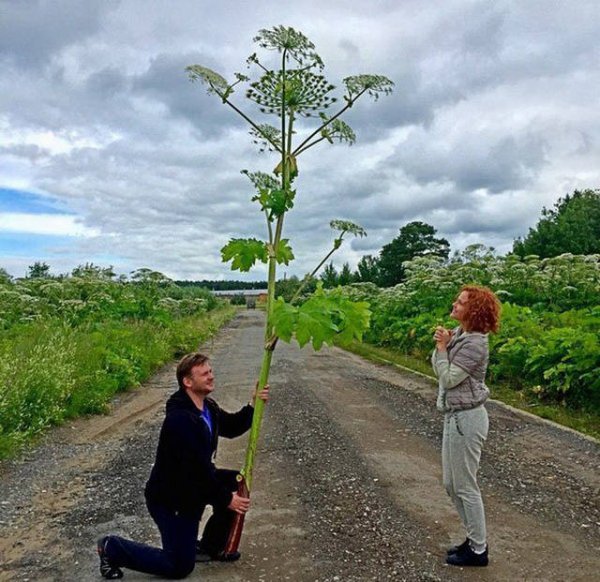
[434,326,452,351]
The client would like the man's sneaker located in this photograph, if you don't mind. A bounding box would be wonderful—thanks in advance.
[97,537,124,579]
[446,538,470,556]
[195,541,240,563]
[195,540,212,562]
[446,543,488,567]
[212,550,241,562]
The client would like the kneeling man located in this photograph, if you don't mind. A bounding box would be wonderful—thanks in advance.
[96,352,268,579]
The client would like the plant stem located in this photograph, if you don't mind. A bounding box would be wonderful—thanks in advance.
[240,49,291,490]
[288,233,346,305]
[218,94,282,153]
[291,88,367,156]
[294,135,327,156]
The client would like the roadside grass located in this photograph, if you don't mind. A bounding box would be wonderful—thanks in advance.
[0,305,236,459]
[343,340,600,441]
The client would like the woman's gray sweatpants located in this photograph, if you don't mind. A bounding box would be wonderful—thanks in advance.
[442,406,489,546]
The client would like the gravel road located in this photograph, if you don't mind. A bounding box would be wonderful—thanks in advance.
[0,310,598,581]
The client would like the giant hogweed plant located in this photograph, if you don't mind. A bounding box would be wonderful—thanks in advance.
[187,25,392,549]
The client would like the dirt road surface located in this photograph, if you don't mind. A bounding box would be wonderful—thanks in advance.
[1,310,598,581]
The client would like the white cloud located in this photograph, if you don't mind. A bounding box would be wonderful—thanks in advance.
[0,0,598,279]
[0,213,99,237]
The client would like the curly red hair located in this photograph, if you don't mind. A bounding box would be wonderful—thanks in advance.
[460,285,501,333]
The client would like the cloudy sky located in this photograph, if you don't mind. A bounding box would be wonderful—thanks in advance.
[1,0,599,280]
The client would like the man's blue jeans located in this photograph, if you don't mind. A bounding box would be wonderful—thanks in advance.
[104,469,238,578]
[105,500,199,579]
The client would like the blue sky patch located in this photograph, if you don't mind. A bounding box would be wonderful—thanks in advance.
[0,188,68,215]
[0,232,74,255]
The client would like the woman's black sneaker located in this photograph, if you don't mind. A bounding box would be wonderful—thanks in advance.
[97,537,124,579]
[447,538,470,556]
[446,543,488,567]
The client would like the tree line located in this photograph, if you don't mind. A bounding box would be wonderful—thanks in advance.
[282,187,599,295]
[3,262,268,292]
[4,187,597,297]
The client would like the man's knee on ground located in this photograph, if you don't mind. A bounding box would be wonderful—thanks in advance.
[168,557,195,579]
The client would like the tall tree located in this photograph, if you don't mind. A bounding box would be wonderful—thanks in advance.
[0,267,11,284]
[377,221,450,287]
[355,254,380,283]
[338,262,354,286]
[72,263,116,280]
[513,189,600,258]
[320,262,339,288]
[275,274,316,302]
[27,261,51,279]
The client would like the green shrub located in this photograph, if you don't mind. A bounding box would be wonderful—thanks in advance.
[0,326,77,434]
[334,254,600,411]
[0,305,236,458]
[525,328,600,409]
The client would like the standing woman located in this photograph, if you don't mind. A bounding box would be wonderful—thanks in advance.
[432,285,501,567]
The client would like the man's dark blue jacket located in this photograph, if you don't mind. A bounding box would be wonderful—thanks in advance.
[145,388,254,518]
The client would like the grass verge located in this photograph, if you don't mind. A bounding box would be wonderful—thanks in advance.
[0,305,237,459]
[343,340,600,441]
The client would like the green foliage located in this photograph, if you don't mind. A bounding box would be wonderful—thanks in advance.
[220,238,294,271]
[275,239,295,265]
[275,275,317,303]
[320,262,339,288]
[0,266,218,330]
[221,238,269,272]
[335,252,600,411]
[27,261,51,279]
[245,170,295,218]
[319,259,363,289]
[377,221,450,287]
[0,327,77,434]
[175,279,267,291]
[229,294,248,306]
[272,285,370,349]
[513,189,600,258]
[356,255,381,283]
[0,305,235,458]
[526,328,600,407]
[72,263,116,280]
[338,263,354,286]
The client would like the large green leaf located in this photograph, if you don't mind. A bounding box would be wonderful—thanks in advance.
[331,296,371,345]
[296,297,339,349]
[253,187,295,218]
[276,239,295,266]
[272,286,370,350]
[221,238,268,272]
[243,170,295,218]
[271,297,298,342]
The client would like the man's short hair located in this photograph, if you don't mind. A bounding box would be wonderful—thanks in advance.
[176,352,210,389]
